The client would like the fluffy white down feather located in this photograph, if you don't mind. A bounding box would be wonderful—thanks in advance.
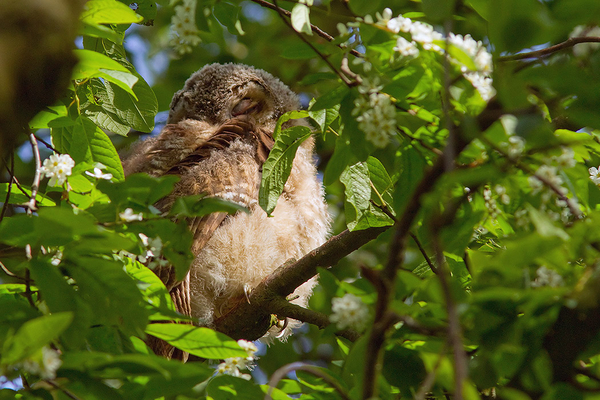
[188,139,330,340]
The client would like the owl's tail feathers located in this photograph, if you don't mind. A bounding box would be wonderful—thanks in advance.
[146,273,193,362]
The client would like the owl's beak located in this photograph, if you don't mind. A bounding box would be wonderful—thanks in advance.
[232,98,260,116]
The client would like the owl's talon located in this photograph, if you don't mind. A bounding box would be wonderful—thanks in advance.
[275,318,289,338]
[243,283,252,304]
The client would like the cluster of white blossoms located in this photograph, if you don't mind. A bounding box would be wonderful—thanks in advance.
[39,153,75,187]
[329,293,370,332]
[381,9,495,101]
[483,187,500,219]
[170,0,201,55]
[531,266,564,288]
[216,339,258,380]
[352,78,397,148]
[17,346,62,380]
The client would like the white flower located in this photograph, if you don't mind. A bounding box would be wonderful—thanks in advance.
[237,339,258,358]
[536,165,564,190]
[589,166,600,185]
[507,135,525,159]
[119,208,143,222]
[410,21,442,44]
[394,36,419,57]
[18,346,62,380]
[329,293,370,332]
[376,8,393,24]
[387,15,412,33]
[531,266,564,288]
[555,147,576,169]
[85,164,113,180]
[39,153,75,186]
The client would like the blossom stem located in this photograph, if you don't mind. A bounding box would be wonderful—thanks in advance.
[0,152,14,223]
[26,132,42,215]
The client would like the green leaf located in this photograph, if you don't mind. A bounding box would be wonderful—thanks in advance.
[340,161,394,231]
[259,125,312,215]
[96,173,179,208]
[169,195,248,218]
[52,116,125,182]
[72,49,129,80]
[526,204,569,241]
[97,69,139,99]
[291,3,312,35]
[65,256,148,335]
[1,312,73,365]
[310,85,350,111]
[208,375,266,400]
[28,105,68,130]
[145,324,247,359]
[81,22,124,44]
[124,259,181,320]
[80,0,143,24]
[348,0,383,15]
[309,104,340,135]
[213,2,245,35]
[0,183,56,207]
[272,110,309,140]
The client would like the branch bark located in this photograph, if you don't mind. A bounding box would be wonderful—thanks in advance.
[498,36,600,61]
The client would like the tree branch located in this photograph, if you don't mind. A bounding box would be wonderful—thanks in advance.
[249,0,362,58]
[498,37,600,61]
[270,297,360,342]
[214,226,389,340]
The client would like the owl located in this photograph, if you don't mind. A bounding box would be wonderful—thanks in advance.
[122,63,330,359]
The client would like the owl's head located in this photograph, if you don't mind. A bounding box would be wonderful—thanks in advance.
[167,63,300,129]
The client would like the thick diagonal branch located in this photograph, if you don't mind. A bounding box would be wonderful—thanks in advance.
[214,226,389,340]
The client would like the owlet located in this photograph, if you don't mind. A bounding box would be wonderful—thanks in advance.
[122,63,330,359]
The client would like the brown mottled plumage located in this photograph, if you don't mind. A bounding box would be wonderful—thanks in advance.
[122,63,330,360]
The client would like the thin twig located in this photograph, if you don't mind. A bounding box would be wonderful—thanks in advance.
[0,260,30,282]
[26,132,42,215]
[35,135,58,153]
[432,235,467,400]
[44,380,83,400]
[498,36,600,61]
[249,0,362,58]
[271,0,355,87]
[410,232,438,274]
[482,137,582,219]
[0,153,14,223]
[266,362,351,400]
